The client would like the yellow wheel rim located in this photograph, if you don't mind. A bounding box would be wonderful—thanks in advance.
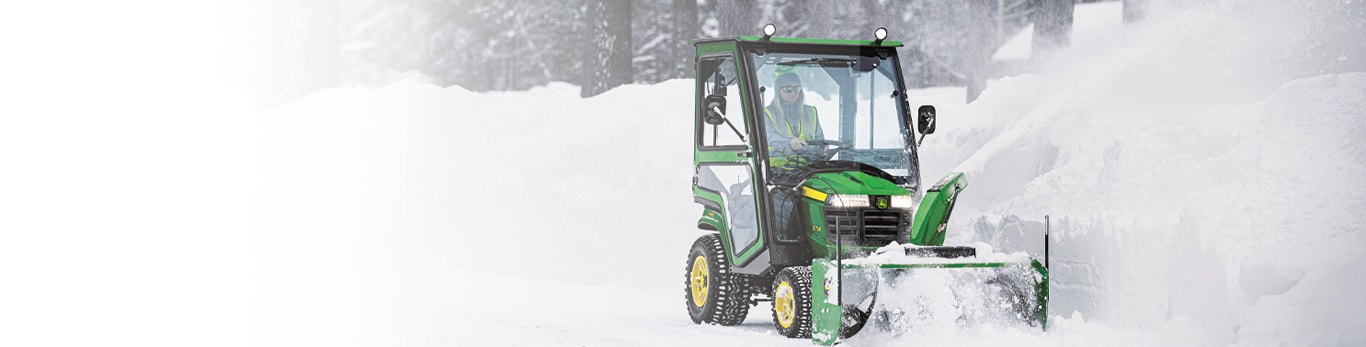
[690,256,709,308]
[775,281,795,328]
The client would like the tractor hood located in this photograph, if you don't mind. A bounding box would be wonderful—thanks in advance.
[803,171,908,197]
[774,160,913,198]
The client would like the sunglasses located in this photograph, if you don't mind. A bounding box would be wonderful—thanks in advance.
[780,86,802,93]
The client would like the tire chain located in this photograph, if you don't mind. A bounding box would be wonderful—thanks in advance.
[772,266,813,338]
[685,234,751,326]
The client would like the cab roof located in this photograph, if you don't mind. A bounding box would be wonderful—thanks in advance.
[693,36,904,48]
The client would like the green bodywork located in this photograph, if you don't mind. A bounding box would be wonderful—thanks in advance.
[805,172,907,196]
[791,171,965,256]
[693,186,727,232]
[909,172,967,246]
[800,171,910,258]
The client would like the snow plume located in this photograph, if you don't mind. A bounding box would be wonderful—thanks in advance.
[914,1,1366,345]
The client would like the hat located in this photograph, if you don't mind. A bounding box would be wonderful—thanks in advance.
[775,70,801,87]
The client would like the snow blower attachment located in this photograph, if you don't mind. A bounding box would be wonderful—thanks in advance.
[808,174,1049,344]
[683,25,1048,344]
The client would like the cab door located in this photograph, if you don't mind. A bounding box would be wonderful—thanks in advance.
[693,50,766,266]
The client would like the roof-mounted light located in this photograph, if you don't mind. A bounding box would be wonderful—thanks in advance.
[762,23,777,40]
[873,27,888,45]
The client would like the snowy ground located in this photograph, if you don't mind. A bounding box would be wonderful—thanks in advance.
[2,1,1365,346]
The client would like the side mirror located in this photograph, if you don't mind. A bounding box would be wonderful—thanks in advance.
[703,94,727,125]
[917,105,936,135]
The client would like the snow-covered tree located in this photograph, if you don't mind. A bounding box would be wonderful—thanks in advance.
[315,0,1071,100]
[583,0,632,97]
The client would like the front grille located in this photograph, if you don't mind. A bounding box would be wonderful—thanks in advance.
[824,207,906,246]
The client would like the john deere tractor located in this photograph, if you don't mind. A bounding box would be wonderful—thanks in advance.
[683,25,1048,344]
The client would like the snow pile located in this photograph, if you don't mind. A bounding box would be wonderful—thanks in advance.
[249,80,724,346]
[854,268,1036,339]
[914,1,1366,345]
[947,72,1366,346]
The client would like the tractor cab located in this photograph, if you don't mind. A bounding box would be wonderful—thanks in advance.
[749,48,920,188]
[692,29,937,271]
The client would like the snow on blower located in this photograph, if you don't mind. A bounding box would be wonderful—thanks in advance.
[682,24,1048,344]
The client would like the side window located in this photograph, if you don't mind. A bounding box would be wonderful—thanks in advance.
[696,164,760,254]
[698,55,747,148]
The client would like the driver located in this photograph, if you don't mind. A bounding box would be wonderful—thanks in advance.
[765,66,826,243]
[765,66,824,169]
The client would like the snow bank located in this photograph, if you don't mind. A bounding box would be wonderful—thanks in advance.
[249,79,724,346]
[919,1,1366,344]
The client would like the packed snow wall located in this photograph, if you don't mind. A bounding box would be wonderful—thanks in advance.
[916,1,1366,345]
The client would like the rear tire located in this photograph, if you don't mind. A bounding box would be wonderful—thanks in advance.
[685,234,749,325]
[772,266,813,338]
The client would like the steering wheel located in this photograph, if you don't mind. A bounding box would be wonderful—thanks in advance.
[801,139,846,148]
[793,139,851,161]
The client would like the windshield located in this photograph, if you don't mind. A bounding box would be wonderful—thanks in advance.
[750,51,915,182]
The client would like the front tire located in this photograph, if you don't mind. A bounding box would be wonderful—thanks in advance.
[685,234,749,325]
[772,266,813,338]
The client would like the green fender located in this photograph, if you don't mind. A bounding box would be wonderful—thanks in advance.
[908,172,968,246]
[697,208,726,232]
[693,186,728,232]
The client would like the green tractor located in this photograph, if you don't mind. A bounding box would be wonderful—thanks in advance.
[683,25,1048,344]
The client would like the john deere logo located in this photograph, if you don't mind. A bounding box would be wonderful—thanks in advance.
[875,196,889,209]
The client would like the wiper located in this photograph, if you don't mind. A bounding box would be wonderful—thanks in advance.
[777,58,856,67]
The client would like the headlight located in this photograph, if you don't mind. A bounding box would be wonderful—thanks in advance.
[827,194,870,208]
[890,195,915,211]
